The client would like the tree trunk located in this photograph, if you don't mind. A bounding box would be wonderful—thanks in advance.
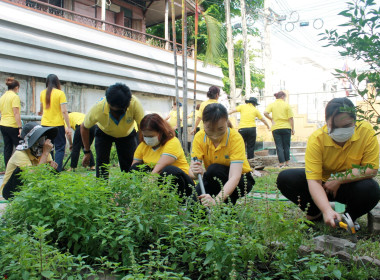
[240,0,251,98]
[224,0,236,110]
[171,0,180,133]
[181,0,188,153]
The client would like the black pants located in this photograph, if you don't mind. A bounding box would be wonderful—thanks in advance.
[95,127,137,179]
[238,127,256,159]
[2,167,22,200]
[196,164,255,204]
[130,163,195,197]
[0,126,20,166]
[277,168,380,221]
[70,125,95,168]
[44,126,66,172]
[272,128,291,163]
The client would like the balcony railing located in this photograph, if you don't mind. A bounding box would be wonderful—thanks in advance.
[3,0,193,57]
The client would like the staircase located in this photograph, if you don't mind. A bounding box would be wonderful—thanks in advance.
[255,141,306,165]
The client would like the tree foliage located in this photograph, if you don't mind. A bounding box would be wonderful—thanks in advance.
[321,0,380,128]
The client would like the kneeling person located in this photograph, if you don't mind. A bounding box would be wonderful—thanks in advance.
[0,122,58,200]
[190,103,255,206]
[130,113,194,196]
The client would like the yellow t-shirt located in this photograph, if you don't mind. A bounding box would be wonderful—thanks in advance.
[133,137,189,174]
[167,108,183,128]
[265,99,293,131]
[68,112,85,130]
[0,90,21,128]
[40,88,67,126]
[236,104,263,129]
[83,96,144,138]
[198,99,218,129]
[305,121,379,181]
[0,150,52,195]
[191,128,251,174]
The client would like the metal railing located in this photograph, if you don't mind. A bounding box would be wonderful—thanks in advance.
[4,0,193,56]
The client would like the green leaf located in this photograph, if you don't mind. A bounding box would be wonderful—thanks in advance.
[205,240,214,251]
[310,265,318,273]
[41,271,55,278]
[169,247,177,254]
[333,269,342,279]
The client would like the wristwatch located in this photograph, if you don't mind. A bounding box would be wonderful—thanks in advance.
[83,149,91,154]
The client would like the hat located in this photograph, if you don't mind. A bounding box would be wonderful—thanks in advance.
[245,97,259,105]
[16,122,58,151]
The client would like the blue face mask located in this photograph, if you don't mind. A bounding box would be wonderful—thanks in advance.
[328,126,355,143]
[144,136,160,147]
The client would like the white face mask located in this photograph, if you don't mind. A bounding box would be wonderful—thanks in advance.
[144,136,160,147]
[328,126,355,143]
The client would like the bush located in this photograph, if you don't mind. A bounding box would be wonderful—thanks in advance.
[1,165,379,279]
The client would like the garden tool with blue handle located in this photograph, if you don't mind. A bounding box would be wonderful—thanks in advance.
[192,157,211,218]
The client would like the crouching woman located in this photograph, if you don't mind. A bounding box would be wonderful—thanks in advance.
[189,103,255,206]
[277,98,380,227]
[130,113,194,197]
[1,122,58,200]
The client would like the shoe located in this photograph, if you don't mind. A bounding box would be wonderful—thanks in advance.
[67,168,75,172]
[89,166,96,171]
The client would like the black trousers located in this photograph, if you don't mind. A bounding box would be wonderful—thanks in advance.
[238,127,257,159]
[70,125,95,168]
[130,163,195,197]
[2,167,22,200]
[272,128,291,163]
[196,164,255,204]
[0,126,20,166]
[95,127,137,179]
[277,168,380,221]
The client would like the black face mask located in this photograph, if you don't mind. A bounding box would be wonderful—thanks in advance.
[110,108,126,118]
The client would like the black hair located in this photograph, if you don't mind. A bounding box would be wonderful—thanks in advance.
[5,77,20,90]
[45,74,61,109]
[203,103,228,124]
[207,86,220,99]
[325,97,356,131]
[105,83,132,109]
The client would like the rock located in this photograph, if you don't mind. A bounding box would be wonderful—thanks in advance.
[368,205,380,233]
[331,251,352,262]
[313,235,356,254]
[298,245,311,256]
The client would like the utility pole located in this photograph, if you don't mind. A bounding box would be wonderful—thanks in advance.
[263,0,272,97]
[240,0,251,98]
[224,0,236,110]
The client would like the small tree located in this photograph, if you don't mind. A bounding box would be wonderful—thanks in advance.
[321,0,379,128]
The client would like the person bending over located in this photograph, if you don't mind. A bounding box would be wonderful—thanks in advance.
[130,113,194,197]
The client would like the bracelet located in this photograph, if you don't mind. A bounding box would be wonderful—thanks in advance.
[83,149,91,154]
[18,127,22,129]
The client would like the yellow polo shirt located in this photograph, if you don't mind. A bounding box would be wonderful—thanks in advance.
[236,104,263,129]
[191,128,251,174]
[133,137,189,174]
[0,90,21,128]
[1,150,52,195]
[83,96,144,138]
[168,108,183,128]
[305,121,379,181]
[40,88,67,126]
[265,99,293,131]
[199,99,218,129]
[68,112,85,130]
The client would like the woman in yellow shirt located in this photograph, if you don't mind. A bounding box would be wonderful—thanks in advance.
[229,97,270,160]
[130,113,194,197]
[1,122,58,200]
[190,103,255,206]
[191,86,220,134]
[0,77,23,166]
[277,98,380,227]
[38,74,72,172]
[264,91,294,167]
